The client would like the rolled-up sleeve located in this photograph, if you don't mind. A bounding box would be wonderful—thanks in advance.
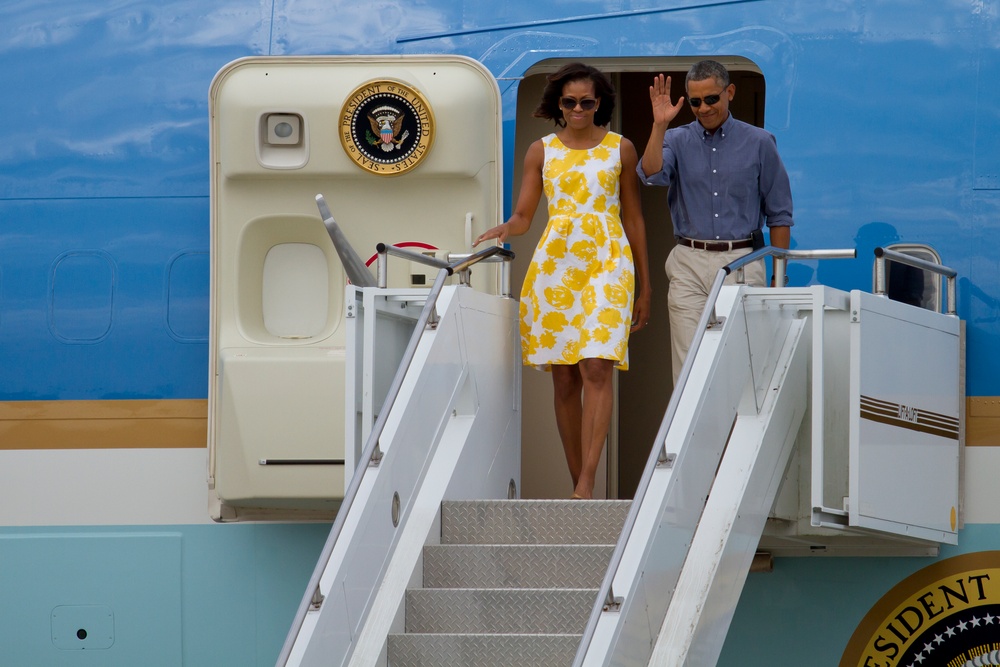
[759,138,794,228]
[637,141,675,187]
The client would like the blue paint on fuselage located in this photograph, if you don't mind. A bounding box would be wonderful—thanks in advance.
[2,1,998,398]
[3,3,999,666]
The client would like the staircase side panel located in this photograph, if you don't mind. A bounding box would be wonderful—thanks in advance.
[849,291,961,544]
[585,289,752,666]
[652,318,808,665]
[288,287,519,667]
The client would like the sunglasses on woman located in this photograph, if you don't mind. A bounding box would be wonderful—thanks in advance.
[689,94,722,108]
[559,96,598,111]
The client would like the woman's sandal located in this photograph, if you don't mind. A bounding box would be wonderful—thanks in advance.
[570,493,585,500]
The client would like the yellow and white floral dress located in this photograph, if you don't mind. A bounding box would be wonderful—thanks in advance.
[520,132,636,370]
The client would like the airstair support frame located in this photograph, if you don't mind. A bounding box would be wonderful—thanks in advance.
[278,273,520,667]
[276,244,961,666]
[573,247,961,665]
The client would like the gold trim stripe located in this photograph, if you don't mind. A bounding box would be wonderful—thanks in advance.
[968,396,1000,447]
[860,401,958,430]
[860,409,959,440]
[860,396,959,427]
[0,400,207,450]
[859,395,959,440]
[1,396,998,448]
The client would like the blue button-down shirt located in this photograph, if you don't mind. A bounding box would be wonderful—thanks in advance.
[637,115,794,241]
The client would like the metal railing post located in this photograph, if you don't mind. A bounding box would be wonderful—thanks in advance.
[874,246,958,315]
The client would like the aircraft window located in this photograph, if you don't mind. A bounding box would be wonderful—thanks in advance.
[875,243,942,312]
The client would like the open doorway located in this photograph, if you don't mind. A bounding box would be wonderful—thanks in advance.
[512,58,766,500]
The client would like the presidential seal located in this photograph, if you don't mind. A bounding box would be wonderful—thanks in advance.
[841,552,1000,667]
[339,79,434,176]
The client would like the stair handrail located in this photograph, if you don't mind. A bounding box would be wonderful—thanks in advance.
[376,242,514,296]
[316,194,377,288]
[873,246,957,315]
[276,244,514,666]
[572,246,855,667]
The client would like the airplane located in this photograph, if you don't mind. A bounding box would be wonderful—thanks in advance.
[0,1,996,665]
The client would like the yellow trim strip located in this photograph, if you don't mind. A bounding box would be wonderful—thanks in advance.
[0,396,994,449]
[967,397,1000,447]
[0,400,207,450]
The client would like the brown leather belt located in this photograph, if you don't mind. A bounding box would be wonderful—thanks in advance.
[677,237,753,252]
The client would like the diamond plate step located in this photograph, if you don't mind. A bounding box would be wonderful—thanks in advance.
[387,633,581,667]
[404,588,598,634]
[388,500,630,666]
[424,544,614,588]
[441,499,631,545]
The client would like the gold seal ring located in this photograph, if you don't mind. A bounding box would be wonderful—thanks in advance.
[339,78,435,176]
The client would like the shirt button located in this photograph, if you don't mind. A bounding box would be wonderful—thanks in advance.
[712,148,716,152]
[713,192,718,196]
[713,169,717,173]
[714,214,719,218]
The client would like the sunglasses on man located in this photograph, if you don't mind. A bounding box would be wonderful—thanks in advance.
[559,96,598,111]
[689,94,722,108]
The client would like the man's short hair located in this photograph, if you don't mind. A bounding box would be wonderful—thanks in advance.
[686,60,730,89]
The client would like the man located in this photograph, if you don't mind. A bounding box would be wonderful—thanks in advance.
[638,59,793,384]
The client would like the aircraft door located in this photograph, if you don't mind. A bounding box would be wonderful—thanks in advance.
[207,56,503,520]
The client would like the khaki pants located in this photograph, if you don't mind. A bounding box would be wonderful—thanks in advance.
[665,243,766,385]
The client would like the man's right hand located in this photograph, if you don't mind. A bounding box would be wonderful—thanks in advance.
[650,74,685,128]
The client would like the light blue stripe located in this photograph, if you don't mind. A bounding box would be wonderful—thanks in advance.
[0,523,330,665]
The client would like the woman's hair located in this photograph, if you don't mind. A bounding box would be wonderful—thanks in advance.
[534,62,616,127]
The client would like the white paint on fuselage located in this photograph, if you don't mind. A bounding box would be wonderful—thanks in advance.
[961,446,1000,524]
[3,444,998,528]
[0,448,214,526]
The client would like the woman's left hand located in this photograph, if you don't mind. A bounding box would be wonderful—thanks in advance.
[630,293,652,332]
[474,222,510,247]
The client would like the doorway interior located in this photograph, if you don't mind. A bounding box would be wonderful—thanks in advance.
[512,58,767,500]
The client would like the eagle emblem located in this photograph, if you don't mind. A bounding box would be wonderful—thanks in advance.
[340,79,434,175]
[367,106,410,152]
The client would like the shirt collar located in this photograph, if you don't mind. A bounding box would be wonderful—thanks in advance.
[701,112,735,139]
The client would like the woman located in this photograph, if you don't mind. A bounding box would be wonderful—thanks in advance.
[475,63,651,499]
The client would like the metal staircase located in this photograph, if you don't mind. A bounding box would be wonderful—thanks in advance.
[279,246,963,667]
[387,499,630,665]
